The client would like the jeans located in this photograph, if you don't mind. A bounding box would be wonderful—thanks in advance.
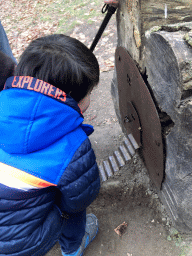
[0,21,17,64]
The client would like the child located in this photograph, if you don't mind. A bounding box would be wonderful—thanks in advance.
[0,34,100,256]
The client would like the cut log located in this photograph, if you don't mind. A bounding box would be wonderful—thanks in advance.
[145,24,192,233]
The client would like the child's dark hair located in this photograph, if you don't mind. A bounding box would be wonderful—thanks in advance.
[15,34,99,102]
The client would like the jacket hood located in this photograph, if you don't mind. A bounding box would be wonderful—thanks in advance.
[0,76,84,154]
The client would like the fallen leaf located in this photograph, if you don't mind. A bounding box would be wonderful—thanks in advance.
[114,221,128,236]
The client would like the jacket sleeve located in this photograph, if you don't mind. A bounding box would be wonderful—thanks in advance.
[57,138,100,213]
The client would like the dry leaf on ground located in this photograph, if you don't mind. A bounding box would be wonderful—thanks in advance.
[114,221,128,236]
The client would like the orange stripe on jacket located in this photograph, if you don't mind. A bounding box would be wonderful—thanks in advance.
[0,162,56,188]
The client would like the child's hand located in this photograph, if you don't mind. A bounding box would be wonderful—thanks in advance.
[104,0,119,8]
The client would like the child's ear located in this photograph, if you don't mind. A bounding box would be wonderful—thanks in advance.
[0,51,15,91]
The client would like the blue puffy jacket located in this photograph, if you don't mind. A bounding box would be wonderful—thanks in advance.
[0,76,100,255]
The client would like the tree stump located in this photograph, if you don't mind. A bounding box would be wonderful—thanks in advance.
[112,0,192,233]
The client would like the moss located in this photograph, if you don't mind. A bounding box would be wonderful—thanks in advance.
[146,23,192,38]
[163,22,192,32]
[184,31,192,47]
[145,26,161,38]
